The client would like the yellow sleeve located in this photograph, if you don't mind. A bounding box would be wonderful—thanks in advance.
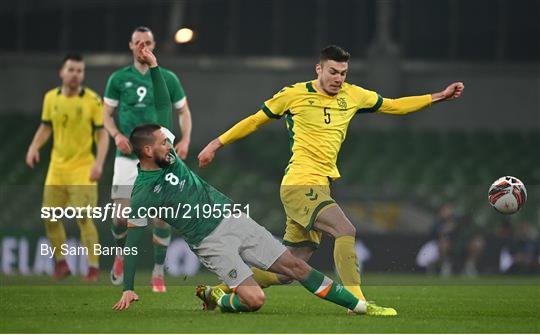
[91,94,104,128]
[350,85,383,114]
[218,111,273,145]
[378,94,432,115]
[260,86,293,119]
[41,92,52,124]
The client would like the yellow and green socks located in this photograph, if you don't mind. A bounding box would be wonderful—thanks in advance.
[334,235,366,301]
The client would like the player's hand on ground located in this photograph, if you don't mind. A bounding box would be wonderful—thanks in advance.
[113,290,139,311]
[25,147,40,168]
[89,162,103,182]
[198,139,223,168]
[433,82,465,102]
[115,133,132,155]
[175,140,189,160]
[136,42,158,68]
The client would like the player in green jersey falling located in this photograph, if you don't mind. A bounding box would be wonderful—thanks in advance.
[112,44,380,316]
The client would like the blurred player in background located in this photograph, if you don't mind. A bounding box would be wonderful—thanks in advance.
[103,26,192,292]
[198,45,464,315]
[26,54,109,281]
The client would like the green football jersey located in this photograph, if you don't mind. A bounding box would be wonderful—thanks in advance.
[104,65,186,157]
[129,148,232,248]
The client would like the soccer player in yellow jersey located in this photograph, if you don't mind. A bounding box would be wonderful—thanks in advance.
[26,54,109,281]
[197,45,464,316]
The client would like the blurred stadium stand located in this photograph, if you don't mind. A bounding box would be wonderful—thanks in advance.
[2,0,539,61]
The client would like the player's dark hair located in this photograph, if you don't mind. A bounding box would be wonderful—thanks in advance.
[319,45,350,63]
[62,53,83,66]
[133,26,153,35]
[130,124,161,157]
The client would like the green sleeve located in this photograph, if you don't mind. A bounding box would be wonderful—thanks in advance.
[166,72,186,106]
[150,66,172,129]
[104,73,119,102]
[123,226,145,291]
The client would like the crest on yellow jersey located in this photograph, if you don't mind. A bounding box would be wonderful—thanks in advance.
[337,97,347,109]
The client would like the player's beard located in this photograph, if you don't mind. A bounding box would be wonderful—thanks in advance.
[155,154,171,168]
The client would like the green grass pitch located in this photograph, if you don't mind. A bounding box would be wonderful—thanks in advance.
[1,273,538,333]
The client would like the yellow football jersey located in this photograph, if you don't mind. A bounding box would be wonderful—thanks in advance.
[262,80,382,183]
[41,87,103,170]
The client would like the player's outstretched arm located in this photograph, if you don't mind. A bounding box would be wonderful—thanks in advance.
[198,110,273,168]
[26,124,52,168]
[431,82,465,103]
[198,138,223,168]
[113,224,144,311]
[378,82,465,115]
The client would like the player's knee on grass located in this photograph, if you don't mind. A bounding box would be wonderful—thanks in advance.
[237,286,265,311]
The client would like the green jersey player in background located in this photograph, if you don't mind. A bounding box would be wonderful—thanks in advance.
[112,44,377,316]
[103,26,193,292]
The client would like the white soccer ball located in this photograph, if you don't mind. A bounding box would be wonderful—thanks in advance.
[488,176,527,214]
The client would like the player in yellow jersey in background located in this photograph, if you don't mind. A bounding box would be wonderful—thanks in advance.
[197,45,464,316]
[26,54,110,281]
